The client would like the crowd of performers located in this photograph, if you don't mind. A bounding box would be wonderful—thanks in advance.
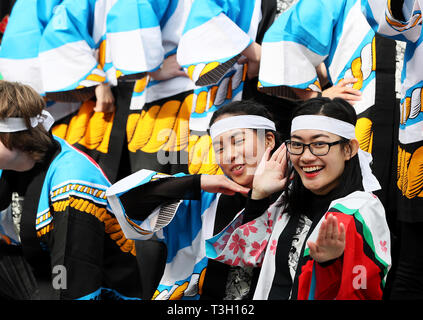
[0,0,420,300]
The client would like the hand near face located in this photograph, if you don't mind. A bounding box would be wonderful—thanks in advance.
[307,213,346,263]
[200,174,250,196]
[251,144,289,200]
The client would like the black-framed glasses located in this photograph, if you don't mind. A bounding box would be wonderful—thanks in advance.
[285,139,346,156]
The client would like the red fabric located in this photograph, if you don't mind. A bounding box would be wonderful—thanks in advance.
[0,15,9,34]
[297,211,384,300]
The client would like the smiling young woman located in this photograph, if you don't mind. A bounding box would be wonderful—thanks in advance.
[204,97,391,300]
[286,98,365,210]
[209,100,282,188]
[106,100,286,300]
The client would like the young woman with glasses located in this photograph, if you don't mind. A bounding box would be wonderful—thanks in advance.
[205,97,391,299]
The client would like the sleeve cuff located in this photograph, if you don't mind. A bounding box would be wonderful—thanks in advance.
[317,253,344,268]
[243,190,272,222]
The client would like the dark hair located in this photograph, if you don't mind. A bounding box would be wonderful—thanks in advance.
[0,80,55,162]
[209,100,283,150]
[286,97,364,215]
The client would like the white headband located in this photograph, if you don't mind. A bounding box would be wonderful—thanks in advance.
[291,115,381,192]
[209,115,276,141]
[0,110,55,133]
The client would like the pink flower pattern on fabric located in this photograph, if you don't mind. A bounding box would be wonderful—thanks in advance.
[206,196,286,268]
[250,239,268,262]
[264,212,274,234]
[270,239,277,256]
[239,220,258,236]
[229,234,246,255]
[212,219,242,251]
[225,256,241,266]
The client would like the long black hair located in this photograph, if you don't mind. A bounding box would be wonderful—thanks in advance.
[209,99,283,151]
[286,97,364,215]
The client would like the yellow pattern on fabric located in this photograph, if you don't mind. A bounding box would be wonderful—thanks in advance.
[46,195,136,255]
[52,123,68,139]
[126,80,242,175]
[397,145,423,199]
[98,40,106,69]
[199,62,220,78]
[141,100,185,153]
[37,224,54,237]
[187,65,196,80]
[194,91,208,114]
[151,267,207,300]
[127,94,198,156]
[127,105,160,152]
[169,281,189,300]
[51,182,107,201]
[76,65,106,89]
[351,57,364,90]
[134,76,148,93]
[399,86,423,126]
[385,9,421,32]
[163,94,192,152]
[372,37,376,71]
[355,117,373,154]
[51,100,114,154]
[188,134,222,175]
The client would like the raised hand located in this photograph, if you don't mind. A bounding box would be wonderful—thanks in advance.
[307,213,346,263]
[200,174,250,196]
[251,144,288,200]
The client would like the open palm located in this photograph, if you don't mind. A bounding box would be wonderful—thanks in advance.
[251,144,288,200]
[307,213,346,263]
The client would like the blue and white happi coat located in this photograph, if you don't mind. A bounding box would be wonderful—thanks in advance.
[38,0,119,97]
[0,136,144,299]
[259,0,376,117]
[0,0,63,94]
[177,0,264,131]
[361,0,423,216]
[107,169,221,300]
[109,0,195,111]
[0,0,81,121]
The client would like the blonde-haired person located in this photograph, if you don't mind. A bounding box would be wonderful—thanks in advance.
[0,80,142,300]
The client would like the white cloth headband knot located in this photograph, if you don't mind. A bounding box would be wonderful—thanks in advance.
[0,110,55,133]
[291,115,381,192]
[209,115,276,140]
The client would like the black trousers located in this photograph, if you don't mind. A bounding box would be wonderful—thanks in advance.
[390,221,423,300]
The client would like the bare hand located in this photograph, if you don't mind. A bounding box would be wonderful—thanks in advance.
[238,42,261,79]
[148,54,188,81]
[251,144,288,200]
[307,213,346,263]
[322,78,362,105]
[94,82,115,113]
[200,174,250,196]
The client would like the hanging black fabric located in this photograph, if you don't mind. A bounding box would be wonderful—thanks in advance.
[20,143,61,278]
[370,35,397,228]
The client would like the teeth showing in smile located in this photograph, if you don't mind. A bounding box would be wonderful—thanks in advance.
[232,165,243,171]
[302,166,322,173]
